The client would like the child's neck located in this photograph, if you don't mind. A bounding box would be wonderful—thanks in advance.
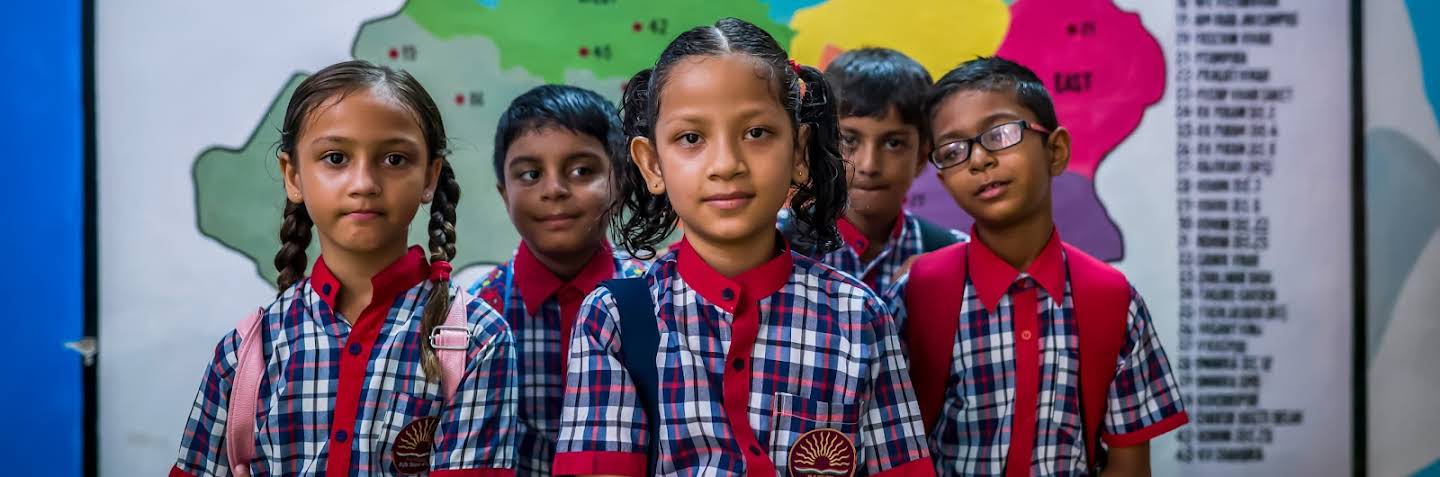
[323,242,409,324]
[688,229,777,278]
[845,207,901,260]
[973,210,1055,272]
[530,240,604,281]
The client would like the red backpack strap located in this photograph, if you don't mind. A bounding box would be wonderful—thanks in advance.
[225,309,266,477]
[1062,243,1132,468]
[904,243,968,431]
[431,287,475,402]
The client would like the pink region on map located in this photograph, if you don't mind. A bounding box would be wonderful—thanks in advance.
[996,0,1165,180]
[906,0,1162,261]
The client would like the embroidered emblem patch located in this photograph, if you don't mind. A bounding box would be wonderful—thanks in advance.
[391,416,439,474]
[788,427,857,477]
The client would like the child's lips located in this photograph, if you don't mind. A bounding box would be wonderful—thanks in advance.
[702,191,755,210]
[344,209,384,220]
[976,180,1011,200]
[535,212,582,229]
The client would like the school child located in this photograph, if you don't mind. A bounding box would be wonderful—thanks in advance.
[551,18,935,477]
[886,57,1188,476]
[779,47,966,292]
[170,61,517,477]
[468,84,646,476]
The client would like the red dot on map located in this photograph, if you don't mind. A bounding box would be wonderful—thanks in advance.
[579,47,590,57]
[388,48,398,59]
[633,22,642,32]
[454,94,465,105]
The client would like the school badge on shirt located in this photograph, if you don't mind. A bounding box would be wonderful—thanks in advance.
[391,416,439,474]
[788,428,857,477]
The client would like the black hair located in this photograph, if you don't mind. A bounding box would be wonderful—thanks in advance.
[924,56,1059,132]
[615,17,847,258]
[492,84,625,185]
[275,60,459,380]
[824,47,933,136]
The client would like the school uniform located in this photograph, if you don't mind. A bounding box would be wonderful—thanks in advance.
[553,237,934,477]
[885,230,1188,477]
[467,242,646,476]
[778,208,968,293]
[171,246,518,477]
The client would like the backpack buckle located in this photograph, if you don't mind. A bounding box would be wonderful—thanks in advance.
[429,325,471,350]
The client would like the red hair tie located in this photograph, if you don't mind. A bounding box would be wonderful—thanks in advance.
[789,59,803,75]
[430,260,453,282]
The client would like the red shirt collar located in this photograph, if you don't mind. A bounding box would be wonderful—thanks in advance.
[675,236,793,314]
[836,213,906,257]
[513,241,618,313]
[967,227,1066,313]
[309,246,431,313]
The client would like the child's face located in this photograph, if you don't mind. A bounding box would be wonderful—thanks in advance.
[929,89,1069,229]
[497,127,613,259]
[839,107,925,222]
[280,88,442,258]
[631,54,808,251]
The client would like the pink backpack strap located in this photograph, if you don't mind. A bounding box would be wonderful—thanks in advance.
[430,287,475,401]
[225,309,265,477]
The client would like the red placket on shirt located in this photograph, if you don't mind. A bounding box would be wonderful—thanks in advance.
[313,248,429,476]
[677,238,792,477]
[1004,283,1041,477]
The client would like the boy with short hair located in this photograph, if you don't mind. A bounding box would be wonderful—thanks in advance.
[888,57,1188,476]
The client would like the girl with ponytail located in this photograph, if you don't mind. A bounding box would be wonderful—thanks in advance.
[171,60,516,477]
[555,18,934,477]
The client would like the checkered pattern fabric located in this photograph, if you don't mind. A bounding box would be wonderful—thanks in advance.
[172,248,517,477]
[886,254,1186,477]
[554,241,932,477]
[778,209,967,293]
[468,248,646,476]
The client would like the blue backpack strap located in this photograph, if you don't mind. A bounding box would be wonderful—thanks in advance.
[601,277,659,476]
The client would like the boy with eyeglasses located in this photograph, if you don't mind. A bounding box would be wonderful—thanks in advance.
[885,57,1188,477]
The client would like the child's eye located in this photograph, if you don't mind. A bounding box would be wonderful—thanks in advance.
[884,138,907,151]
[518,170,541,182]
[383,154,409,167]
[745,128,771,140]
[321,152,347,165]
[571,166,594,178]
[678,133,702,145]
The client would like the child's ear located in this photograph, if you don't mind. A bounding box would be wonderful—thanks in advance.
[792,124,811,184]
[278,152,303,204]
[1045,126,1071,177]
[630,136,665,195]
[422,156,445,203]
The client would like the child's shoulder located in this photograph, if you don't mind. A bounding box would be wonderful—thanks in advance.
[610,249,652,279]
[454,282,512,341]
[790,253,886,307]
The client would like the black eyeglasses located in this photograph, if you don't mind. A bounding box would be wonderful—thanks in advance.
[929,120,1051,169]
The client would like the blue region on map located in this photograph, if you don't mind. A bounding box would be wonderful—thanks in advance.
[762,0,826,24]
[1407,0,1439,125]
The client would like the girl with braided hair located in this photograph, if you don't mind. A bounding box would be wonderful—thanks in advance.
[170,60,516,477]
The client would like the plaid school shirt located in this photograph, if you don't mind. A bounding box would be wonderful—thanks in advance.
[467,242,646,476]
[554,238,935,477]
[885,231,1188,477]
[171,246,518,477]
[778,208,968,293]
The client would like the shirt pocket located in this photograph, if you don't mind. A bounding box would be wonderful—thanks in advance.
[376,391,443,475]
[768,392,864,477]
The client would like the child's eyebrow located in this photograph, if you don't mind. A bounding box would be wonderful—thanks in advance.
[309,136,421,148]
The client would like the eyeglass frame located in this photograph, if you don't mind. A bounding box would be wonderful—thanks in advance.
[928,120,1053,170]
